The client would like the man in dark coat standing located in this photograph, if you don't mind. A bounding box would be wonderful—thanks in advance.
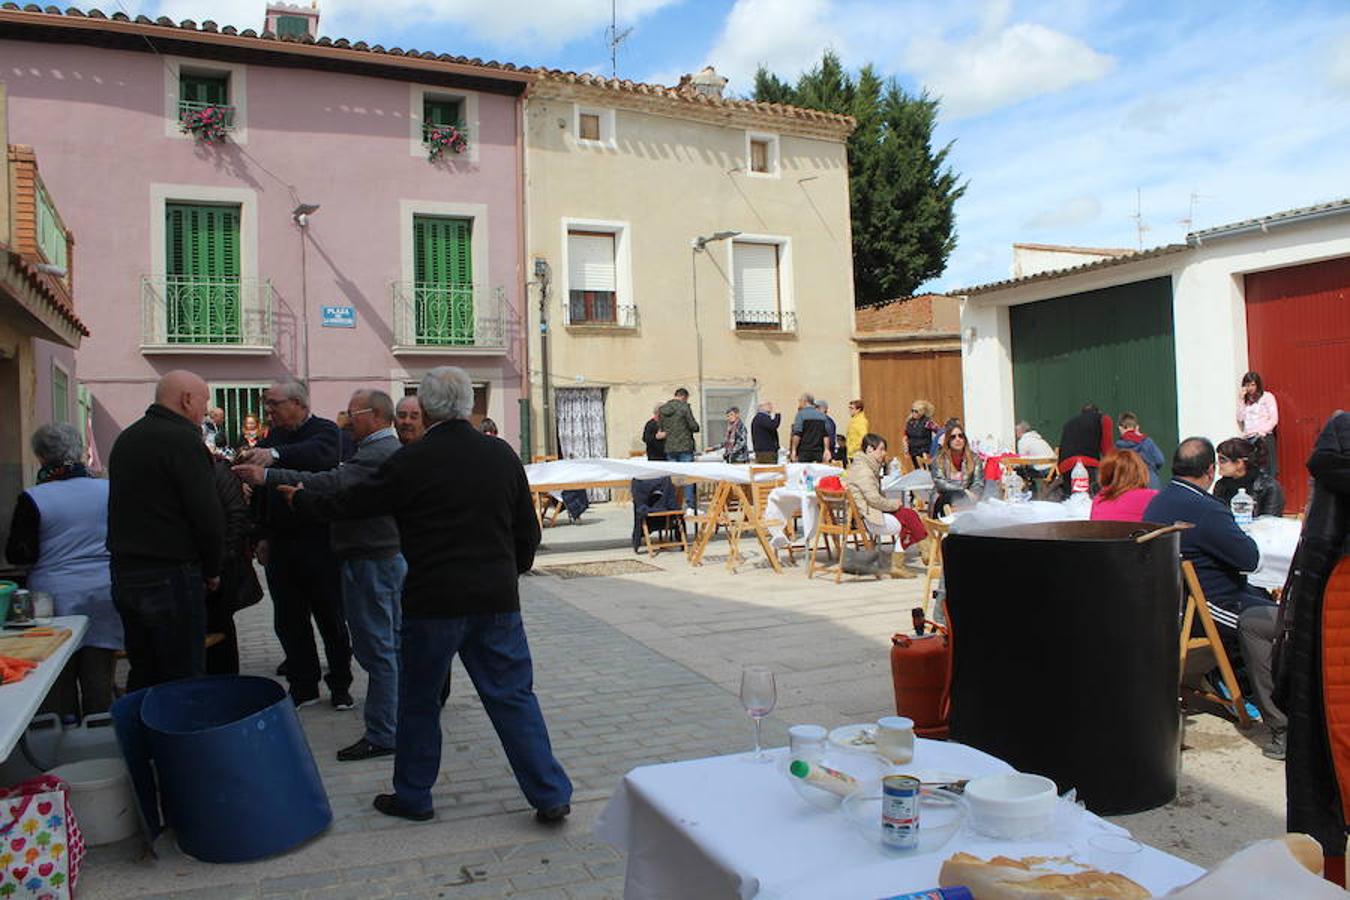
[751,402,781,464]
[107,370,225,689]
[285,366,572,824]
[238,378,353,709]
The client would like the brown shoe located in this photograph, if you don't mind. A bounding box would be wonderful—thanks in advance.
[890,556,917,579]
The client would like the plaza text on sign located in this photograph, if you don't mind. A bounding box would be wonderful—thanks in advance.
[321,306,355,328]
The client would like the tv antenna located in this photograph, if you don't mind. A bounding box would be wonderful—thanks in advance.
[605,0,633,79]
[1130,187,1151,250]
[1177,189,1213,233]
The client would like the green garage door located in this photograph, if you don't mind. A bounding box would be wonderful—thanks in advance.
[1011,277,1178,474]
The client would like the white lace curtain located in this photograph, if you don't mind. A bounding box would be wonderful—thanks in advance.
[555,387,609,500]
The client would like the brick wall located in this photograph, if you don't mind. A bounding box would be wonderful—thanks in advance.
[855,293,957,333]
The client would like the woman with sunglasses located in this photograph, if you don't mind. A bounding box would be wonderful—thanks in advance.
[930,425,981,516]
[1214,437,1285,518]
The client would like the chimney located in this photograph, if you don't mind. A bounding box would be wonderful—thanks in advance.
[265,1,320,39]
[681,66,728,100]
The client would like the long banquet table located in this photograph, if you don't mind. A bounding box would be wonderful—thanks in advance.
[595,740,1205,899]
[0,615,89,762]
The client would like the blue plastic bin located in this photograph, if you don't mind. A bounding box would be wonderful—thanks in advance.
[113,675,331,862]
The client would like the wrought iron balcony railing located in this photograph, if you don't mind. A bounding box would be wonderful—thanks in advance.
[733,308,797,333]
[141,275,274,351]
[391,282,506,351]
[177,101,237,128]
[564,300,638,328]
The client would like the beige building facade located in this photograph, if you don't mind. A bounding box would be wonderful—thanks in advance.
[523,69,857,458]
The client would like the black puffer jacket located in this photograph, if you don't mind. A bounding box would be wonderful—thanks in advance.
[1214,468,1286,517]
[1276,411,1350,859]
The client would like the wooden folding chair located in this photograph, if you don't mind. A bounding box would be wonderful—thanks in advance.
[749,466,797,563]
[808,488,874,582]
[641,510,688,557]
[919,517,949,619]
[1178,560,1252,728]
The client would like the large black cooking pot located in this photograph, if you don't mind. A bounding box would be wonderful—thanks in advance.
[943,520,1182,814]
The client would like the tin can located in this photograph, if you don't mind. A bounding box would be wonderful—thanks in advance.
[881,774,920,850]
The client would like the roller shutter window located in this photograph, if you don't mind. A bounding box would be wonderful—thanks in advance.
[567,231,617,324]
[733,241,781,329]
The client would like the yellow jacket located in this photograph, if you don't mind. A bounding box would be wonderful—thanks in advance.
[846,412,870,458]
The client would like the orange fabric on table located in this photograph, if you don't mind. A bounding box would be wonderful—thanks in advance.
[0,655,37,684]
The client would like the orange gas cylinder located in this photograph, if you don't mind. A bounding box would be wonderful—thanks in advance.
[890,608,952,739]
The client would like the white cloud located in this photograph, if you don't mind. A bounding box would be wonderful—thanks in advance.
[1024,196,1102,230]
[135,0,678,52]
[907,18,1115,118]
[701,0,843,97]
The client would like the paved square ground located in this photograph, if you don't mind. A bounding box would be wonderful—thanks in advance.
[77,506,1289,898]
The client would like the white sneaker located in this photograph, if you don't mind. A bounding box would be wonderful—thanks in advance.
[685,508,698,517]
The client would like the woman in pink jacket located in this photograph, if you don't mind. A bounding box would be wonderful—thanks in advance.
[1237,371,1279,477]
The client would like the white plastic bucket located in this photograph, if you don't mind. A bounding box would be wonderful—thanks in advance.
[48,758,138,845]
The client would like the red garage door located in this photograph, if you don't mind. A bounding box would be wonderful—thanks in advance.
[1245,256,1350,512]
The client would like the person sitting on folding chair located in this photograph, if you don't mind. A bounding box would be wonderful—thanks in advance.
[630,477,683,554]
[844,433,928,579]
[1144,437,1282,755]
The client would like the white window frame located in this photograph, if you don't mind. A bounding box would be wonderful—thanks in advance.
[397,199,492,352]
[396,377,494,421]
[163,55,249,144]
[745,131,780,179]
[573,104,617,149]
[409,84,481,163]
[726,234,796,332]
[559,218,634,327]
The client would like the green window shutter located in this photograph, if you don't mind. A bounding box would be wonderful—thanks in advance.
[180,73,229,106]
[51,365,69,425]
[165,204,242,342]
[423,99,460,128]
[275,15,309,37]
[412,216,473,344]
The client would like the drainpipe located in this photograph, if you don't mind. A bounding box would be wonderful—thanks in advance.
[516,88,531,456]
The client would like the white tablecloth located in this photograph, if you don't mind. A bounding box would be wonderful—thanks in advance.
[1246,515,1301,590]
[765,470,936,544]
[526,458,838,489]
[0,616,89,761]
[595,741,1203,899]
[945,501,1301,590]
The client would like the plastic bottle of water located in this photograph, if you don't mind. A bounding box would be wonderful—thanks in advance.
[804,471,815,494]
[1002,468,1022,502]
[1230,488,1255,531]
[1070,461,1089,494]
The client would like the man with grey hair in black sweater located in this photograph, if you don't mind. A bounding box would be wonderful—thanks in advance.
[237,378,352,710]
[235,389,403,760]
[283,366,572,825]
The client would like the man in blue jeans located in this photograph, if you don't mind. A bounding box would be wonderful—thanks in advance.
[285,367,571,824]
[236,389,405,760]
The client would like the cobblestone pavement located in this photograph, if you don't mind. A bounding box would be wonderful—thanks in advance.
[77,506,1289,898]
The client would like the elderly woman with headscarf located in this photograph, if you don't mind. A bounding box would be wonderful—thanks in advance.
[5,423,123,721]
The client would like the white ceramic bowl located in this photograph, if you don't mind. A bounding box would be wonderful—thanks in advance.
[963,772,1058,839]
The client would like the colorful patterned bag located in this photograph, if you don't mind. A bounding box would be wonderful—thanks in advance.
[0,776,85,898]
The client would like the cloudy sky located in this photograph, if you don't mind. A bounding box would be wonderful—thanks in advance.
[129,0,1350,291]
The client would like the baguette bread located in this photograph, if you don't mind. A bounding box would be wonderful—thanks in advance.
[939,851,1150,899]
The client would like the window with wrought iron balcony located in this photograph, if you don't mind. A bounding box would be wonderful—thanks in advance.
[391,282,507,354]
[564,230,637,329]
[177,72,236,144]
[141,203,273,354]
[733,308,797,333]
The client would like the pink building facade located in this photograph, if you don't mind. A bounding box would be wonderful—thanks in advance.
[0,8,531,452]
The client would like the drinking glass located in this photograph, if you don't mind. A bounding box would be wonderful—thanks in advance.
[740,665,777,762]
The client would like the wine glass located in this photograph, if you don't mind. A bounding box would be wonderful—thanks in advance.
[740,665,777,762]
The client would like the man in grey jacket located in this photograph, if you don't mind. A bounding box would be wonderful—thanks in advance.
[235,389,405,761]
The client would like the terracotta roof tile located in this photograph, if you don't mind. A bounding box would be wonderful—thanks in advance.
[0,6,850,126]
[2,244,90,337]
